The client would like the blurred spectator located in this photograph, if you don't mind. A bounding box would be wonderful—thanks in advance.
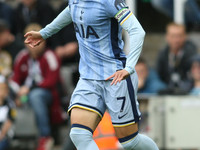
[0,49,12,77]
[151,0,173,19]
[151,0,200,30]
[0,75,16,150]
[10,24,62,150]
[156,22,197,93]
[12,0,58,48]
[0,1,13,27]
[135,58,166,94]
[189,55,200,95]
[0,19,24,64]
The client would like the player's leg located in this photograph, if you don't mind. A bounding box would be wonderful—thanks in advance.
[69,107,101,150]
[114,124,159,150]
[68,78,106,150]
[105,73,159,150]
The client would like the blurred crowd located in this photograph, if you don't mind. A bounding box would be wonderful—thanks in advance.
[136,22,200,96]
[1,0,200,150]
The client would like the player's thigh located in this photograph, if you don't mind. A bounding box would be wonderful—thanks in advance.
[114,123,138,139]
[69,78,106,131]
[71,107,101,131]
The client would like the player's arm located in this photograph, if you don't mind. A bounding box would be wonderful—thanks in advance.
[24,6,72,48]
[105,0,145,85]
[39,6,72,39]
[119,11,145,75]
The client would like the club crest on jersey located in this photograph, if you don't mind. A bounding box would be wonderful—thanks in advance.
[115,0,127,10]
[73,0,79,4]
[74,22,99,39]
[80,10,84,20]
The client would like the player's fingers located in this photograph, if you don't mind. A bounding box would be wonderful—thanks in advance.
[114,80,118,85]
[114,78,119,85]
[29,43,35,48]
[35,40,42,46]
[105,74,115,80]
[110,79,115,85]
[24,38,31,44]
[115,74,125,84]
[24,40,29,44]
[114,76,123,85]
[111,74,120,85]
[110,76,117,85]
[24,31,32,37]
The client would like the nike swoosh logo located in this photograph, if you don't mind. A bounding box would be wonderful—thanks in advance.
[73,1,79,4]
[118,113,128,119]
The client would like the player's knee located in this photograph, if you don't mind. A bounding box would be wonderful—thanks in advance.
[70,124,93,144]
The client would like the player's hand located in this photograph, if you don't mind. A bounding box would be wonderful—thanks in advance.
[24,31,44,48]
[106,69,130,85]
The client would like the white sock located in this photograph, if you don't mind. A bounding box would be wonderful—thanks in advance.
[70,124,99,150]
[119,132,159,150]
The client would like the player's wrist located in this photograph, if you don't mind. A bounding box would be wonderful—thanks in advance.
[39,29,48,40]
[124,66,134,75]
